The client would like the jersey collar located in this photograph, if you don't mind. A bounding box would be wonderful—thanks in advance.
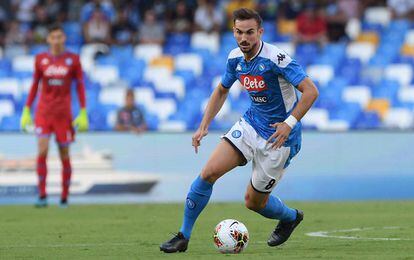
[47,50,67,59]
[245,41,263,62]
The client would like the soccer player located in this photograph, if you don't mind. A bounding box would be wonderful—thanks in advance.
[20,24,89,207]
[160,8,318,253]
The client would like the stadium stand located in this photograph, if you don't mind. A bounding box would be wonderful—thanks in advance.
[0,0,413,131]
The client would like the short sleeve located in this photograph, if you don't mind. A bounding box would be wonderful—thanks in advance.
[221,58,238,89]
[273,51,307,87]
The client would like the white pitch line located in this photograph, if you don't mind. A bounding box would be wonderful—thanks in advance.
[306,226,412,241]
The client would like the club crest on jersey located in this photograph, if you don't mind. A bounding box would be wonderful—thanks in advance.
[258,63,265,71]
[240,75,267,92]
[41,58,49,65]
[231,130,242,138]
[65,58,73,66]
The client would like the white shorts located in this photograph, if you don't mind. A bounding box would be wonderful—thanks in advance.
[223,118,297,193]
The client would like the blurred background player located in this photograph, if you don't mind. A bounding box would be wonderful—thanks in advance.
[20,24,89,208]
[294,3,328,46]
[115,89,147,133]
[160,8,318,253]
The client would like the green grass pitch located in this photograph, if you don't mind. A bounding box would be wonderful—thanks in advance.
[1,201,414,259]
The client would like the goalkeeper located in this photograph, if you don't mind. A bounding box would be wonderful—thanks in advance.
[20,24,88,207]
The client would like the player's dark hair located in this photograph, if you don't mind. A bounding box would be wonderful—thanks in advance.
[233,8,263,28]
[48,23,64,33]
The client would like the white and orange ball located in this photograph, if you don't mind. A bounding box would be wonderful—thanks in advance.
[213,219,249,254]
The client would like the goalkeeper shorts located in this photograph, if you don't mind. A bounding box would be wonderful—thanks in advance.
[35,116,75,146]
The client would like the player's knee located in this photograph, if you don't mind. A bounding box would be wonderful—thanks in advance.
[38,144,49,157]
[244,194,261,211]
[59,145,69,160]
[59,149,70,160]
[200,166,220,183]
[244,195,265,212]
[38,150,48,158]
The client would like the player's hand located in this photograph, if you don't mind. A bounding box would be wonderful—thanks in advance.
[192,127,208,154]
[20,106,33,132]
[267,122,292,149]
[73,108,89,132]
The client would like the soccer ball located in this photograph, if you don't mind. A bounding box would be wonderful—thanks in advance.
[213,219,249,254]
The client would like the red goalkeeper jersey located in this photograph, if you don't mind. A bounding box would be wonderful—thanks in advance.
[26,51,86,119]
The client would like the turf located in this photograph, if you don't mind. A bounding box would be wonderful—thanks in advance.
[1,201,414,259]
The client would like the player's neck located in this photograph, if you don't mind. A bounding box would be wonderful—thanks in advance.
[243,41,262,62]
[50,47,65,56]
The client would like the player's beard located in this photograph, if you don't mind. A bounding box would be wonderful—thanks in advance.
[238,41,257,55]
[51,44,65,55]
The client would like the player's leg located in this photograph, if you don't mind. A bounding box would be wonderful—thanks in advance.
[247,144,303,246]
[181,139,245,237]
[34,116,52,207]
[35,136,50,207]
[245,183,296,220]
[244,183,303,246]
[58,144,71,206]
[55,117,75,206]
[160,139,245,253]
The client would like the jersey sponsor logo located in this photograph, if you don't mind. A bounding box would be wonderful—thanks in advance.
[47,78,64,86]
[44,65,69,77]
[250,95,268,103]
[277,53,286,64]
[236,63,242,71]
[274,50,292,68]
[241,75,267,91]
[231,130,242,138]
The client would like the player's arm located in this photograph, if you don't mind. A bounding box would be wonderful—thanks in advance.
[72,55,89,132]
[20,56,41,131]
[115,123,129,131]
[132,117,147,133]
[132,109,147,133]
[132,124,147,133]
[268,77,318,149]
[289,77,319,122]
[192,84,229,153]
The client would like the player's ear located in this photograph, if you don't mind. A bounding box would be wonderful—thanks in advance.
[258,27,264,37]
[61,31,67,42]
[46,34,51,44]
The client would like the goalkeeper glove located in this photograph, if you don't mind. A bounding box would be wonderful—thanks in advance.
[20,106,33,132]
[73,108,89,132]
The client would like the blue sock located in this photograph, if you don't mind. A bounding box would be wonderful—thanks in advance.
[257,195,297,222]
[180,175,213,239]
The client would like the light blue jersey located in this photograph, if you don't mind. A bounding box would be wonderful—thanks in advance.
[221,41,307,147]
